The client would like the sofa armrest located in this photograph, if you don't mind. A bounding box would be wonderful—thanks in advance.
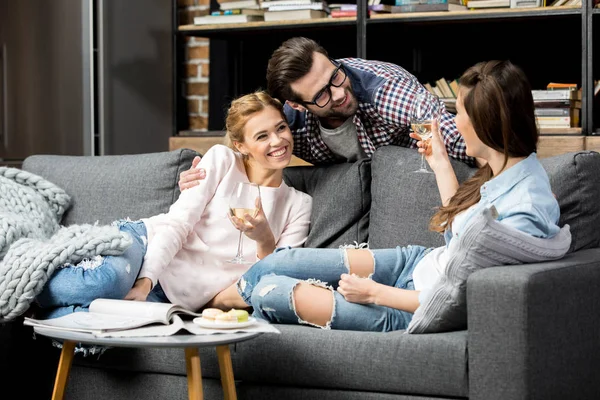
[467,248,600,400]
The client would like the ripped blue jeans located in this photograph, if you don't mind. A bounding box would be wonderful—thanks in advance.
[36,220,150,319]
[237,245,429,332]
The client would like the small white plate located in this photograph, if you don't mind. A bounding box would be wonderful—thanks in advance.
[193,316,257,329]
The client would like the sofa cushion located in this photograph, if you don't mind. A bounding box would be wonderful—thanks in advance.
[283,160,371,248]
[407,207,572,334]
[21,149,199,226]
[73,325,469,398]
[369,146,476,249]
[540,151,600,253]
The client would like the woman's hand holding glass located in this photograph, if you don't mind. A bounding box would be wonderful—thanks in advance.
[410,118,450,174]
[228,196,275,251]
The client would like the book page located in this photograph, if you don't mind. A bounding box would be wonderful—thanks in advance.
[24,312,156,334]
[96,315,187,338]
[89,299,176,324]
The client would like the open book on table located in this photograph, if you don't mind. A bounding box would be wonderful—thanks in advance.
[23,298,202,335]
[24,298,280,337]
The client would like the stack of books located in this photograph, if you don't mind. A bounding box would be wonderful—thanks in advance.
[194,0,264,25]
[534,83,580,131]
[466,0,510,9]
[423,77,459,113]
[329,3,393,18]
[390,0,467,13]
[261,0,330,21]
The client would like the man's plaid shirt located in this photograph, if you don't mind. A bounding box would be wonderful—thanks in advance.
[284,58,474,166]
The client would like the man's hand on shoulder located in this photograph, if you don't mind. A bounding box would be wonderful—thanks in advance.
[179,156,206,191]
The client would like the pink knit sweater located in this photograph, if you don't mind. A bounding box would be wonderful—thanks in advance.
[140,145,312,310]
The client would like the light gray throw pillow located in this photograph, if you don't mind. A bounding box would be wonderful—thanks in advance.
[407,207,572,334]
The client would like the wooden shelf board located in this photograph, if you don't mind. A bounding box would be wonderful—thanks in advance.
[367,5,581,23]
[584,136,600,153]
[537,135,585,159]
[178,6,581,35]
[178,17,356,35]
[539,127,582,135]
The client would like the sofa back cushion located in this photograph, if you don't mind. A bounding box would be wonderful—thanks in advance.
[369,146,476,249]
[22,149,198,226]
[540,151,600,253]
[283,159,371,248]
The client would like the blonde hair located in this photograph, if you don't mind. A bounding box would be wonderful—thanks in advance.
[224,91,286,157]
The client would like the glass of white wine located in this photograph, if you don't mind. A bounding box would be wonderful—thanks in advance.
[411,91,439,174]
[228,182,261,264]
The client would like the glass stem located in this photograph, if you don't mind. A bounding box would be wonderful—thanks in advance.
[420,154,427,170]
[236,230,244,259]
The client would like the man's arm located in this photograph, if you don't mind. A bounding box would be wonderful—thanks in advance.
[178,156,205,191]
[372,72,478,167]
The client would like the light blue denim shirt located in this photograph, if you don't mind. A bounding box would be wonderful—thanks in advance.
[444,152,561,246]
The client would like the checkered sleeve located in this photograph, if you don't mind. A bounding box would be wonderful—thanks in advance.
[374,74,475,166]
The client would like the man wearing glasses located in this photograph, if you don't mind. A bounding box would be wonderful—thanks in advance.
[264,37,473,166]
[178,37,474,191]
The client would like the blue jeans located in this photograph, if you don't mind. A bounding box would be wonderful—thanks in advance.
[36,220,150,319]
[237,245,430,332]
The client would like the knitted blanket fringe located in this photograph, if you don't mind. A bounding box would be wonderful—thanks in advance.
[0,167,132,320]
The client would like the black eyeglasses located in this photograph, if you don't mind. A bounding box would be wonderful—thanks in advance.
[301,60,347,108]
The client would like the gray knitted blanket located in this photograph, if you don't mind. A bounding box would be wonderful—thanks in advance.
[0,167,132,320]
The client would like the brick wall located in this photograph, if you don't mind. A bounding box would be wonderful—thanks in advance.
[178,0,211,131]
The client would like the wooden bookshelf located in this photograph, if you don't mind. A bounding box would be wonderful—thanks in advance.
[178,17,356,35]
[174,1,595,137]
[177,6,582,36]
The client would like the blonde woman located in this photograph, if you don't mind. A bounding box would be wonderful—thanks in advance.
[36,92,312,318]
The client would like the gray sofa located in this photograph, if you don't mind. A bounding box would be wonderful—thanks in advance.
[5,145,600,399]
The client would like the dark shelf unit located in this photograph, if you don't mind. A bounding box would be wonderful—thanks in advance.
[173,3,593,134]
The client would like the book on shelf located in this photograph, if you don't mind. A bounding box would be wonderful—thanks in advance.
[23,299,202,336]
[509,0,541,8]
[534,108,570,117]
[260,0,318,8]
[449,79,460,97]
[263,9,328,20]
[265,2,330,11]
[435,78,455,98]
[546,82,578,90]
[390,2,467,12]
[218,0,261,10]
[211,8,266,15]
[467,0,510,8]
[536,116,571,128]
[194,14,264,24]
[531,89,572,101]
[534,99,580,108]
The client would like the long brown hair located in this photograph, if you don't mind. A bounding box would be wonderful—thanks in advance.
[429,60,538,233]
[224,91,286,158]
[266,37,329,103]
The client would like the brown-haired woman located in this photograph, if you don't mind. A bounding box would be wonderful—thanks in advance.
[36,91,312,319]
[208,60,563,332]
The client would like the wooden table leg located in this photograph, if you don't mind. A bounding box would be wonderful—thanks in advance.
[185,347,203,400]
[52,340,76,400]
[216,344,237,400]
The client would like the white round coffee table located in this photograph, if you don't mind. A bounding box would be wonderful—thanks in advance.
[34,327,261,400]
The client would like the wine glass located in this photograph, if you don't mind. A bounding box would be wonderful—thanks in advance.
[228,182,261,264]
[411,91,439,174]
